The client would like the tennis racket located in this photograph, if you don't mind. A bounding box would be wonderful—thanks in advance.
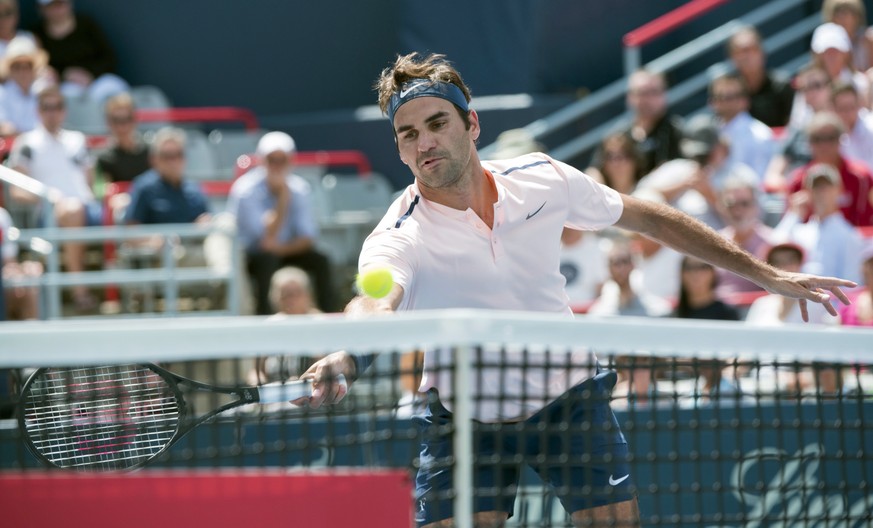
[17,363,346,471]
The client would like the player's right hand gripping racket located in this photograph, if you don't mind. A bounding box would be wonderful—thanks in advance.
[18,363,346,471]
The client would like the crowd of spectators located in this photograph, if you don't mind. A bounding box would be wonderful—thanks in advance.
[0,1,871,356]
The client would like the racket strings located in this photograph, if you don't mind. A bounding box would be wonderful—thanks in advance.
[22,365,181,469]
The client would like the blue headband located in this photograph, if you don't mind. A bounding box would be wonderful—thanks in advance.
[386,79,469,123]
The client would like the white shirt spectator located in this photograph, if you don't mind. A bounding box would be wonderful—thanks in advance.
[8,124,94,203]
[559,232,610,307]
[774,211,864,284]
[633,245,684,301]
[721,111,776,181]
[0,78,47,133]
[841,109,873,170]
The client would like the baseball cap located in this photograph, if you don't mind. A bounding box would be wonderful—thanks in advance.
[680,114,720,159]
[803,163,840,188]
[766,242,806,265]
[811,23,852,54]
[256,131,296,157]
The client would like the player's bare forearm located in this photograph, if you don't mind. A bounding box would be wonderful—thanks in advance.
[344,283,404,316]
[614,194,856,318]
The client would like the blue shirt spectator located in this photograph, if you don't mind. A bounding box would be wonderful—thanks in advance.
[124,128,209,225]
[125,169,209,224]
[232,168,318,251]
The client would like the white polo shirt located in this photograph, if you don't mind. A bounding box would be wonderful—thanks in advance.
[359,153,624,420]
[9,125,93,203]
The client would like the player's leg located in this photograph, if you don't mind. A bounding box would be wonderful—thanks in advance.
[535,369,638,527]
[414,391,519,527]
[571,498,640,527]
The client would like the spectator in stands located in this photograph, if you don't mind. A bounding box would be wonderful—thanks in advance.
[8,86,99,312]
[591,237,670,408]
[727,25,795,127]
[636,114,760,230]
[31,0,128,102]
[230,132,336,314]
[586,132,647,194]
[715,173,774,298]
[765,64,834,190]
[785,111,873,226]
[95,93,150,222]
[587,237,671,317]
[673,256,740,321]
[0,0,34,60]
[831,81,873,169]
[810,22,870,109]
[776,163,864,283]
[125,127,210,225]
[622,69,683,174]
[250,266,321,385]
[1,206,41,320]
[559,227,609,309]
[708,72,776,181]
[673,256,741,406]
[0,36,49,135]
[745,242,839,394]
[96,93,149,184]
[746,243,835,325]
[839,243,873,326]
[822,0,873,73]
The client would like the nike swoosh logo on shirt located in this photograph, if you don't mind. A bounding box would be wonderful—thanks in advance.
[609,474,630,486]
[526,201,546,220]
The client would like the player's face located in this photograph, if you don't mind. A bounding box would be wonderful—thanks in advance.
[393,97,480,192]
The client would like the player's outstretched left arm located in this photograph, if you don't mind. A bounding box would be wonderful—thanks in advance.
[614,194,857,321]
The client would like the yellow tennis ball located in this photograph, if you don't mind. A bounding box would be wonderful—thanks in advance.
[356,267,394,299]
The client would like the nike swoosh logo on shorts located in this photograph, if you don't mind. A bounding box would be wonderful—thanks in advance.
[526,201,546,220]
[609,474,630,486]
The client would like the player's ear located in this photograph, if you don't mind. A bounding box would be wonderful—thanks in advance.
[469,109,481,142]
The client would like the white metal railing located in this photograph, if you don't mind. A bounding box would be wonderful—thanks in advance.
[2,164,242,320]
[6,222,242,320]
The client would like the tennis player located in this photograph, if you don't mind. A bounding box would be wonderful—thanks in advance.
[301,52,855,528]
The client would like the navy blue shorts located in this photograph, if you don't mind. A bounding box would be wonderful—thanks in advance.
[412,369,634,526]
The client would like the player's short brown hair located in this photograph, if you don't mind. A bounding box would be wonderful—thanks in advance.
[375,52,472,122]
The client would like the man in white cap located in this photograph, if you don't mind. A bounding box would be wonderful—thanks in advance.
[0,35,49,134]
[228,131,336,314]
[811,22,870,106]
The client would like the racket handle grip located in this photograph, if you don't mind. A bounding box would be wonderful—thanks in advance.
[256,375,347,404]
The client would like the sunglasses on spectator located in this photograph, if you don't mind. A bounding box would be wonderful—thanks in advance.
[265,155,289,166]
[604,151,631,162]
[10,61,33,72]
[158,150,184,160]
[109,115,134,125]
[800,80,828,92]
[39,103,64,112]
[0,9,15,18]
[710,92,744,102]
[609,257,633,267]
[724,199,754,209]
[809,132,841,144]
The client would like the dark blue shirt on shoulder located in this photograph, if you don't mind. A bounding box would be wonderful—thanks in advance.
[125,170,209,224]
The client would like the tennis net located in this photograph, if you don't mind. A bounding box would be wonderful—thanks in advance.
[0,310,871,527]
